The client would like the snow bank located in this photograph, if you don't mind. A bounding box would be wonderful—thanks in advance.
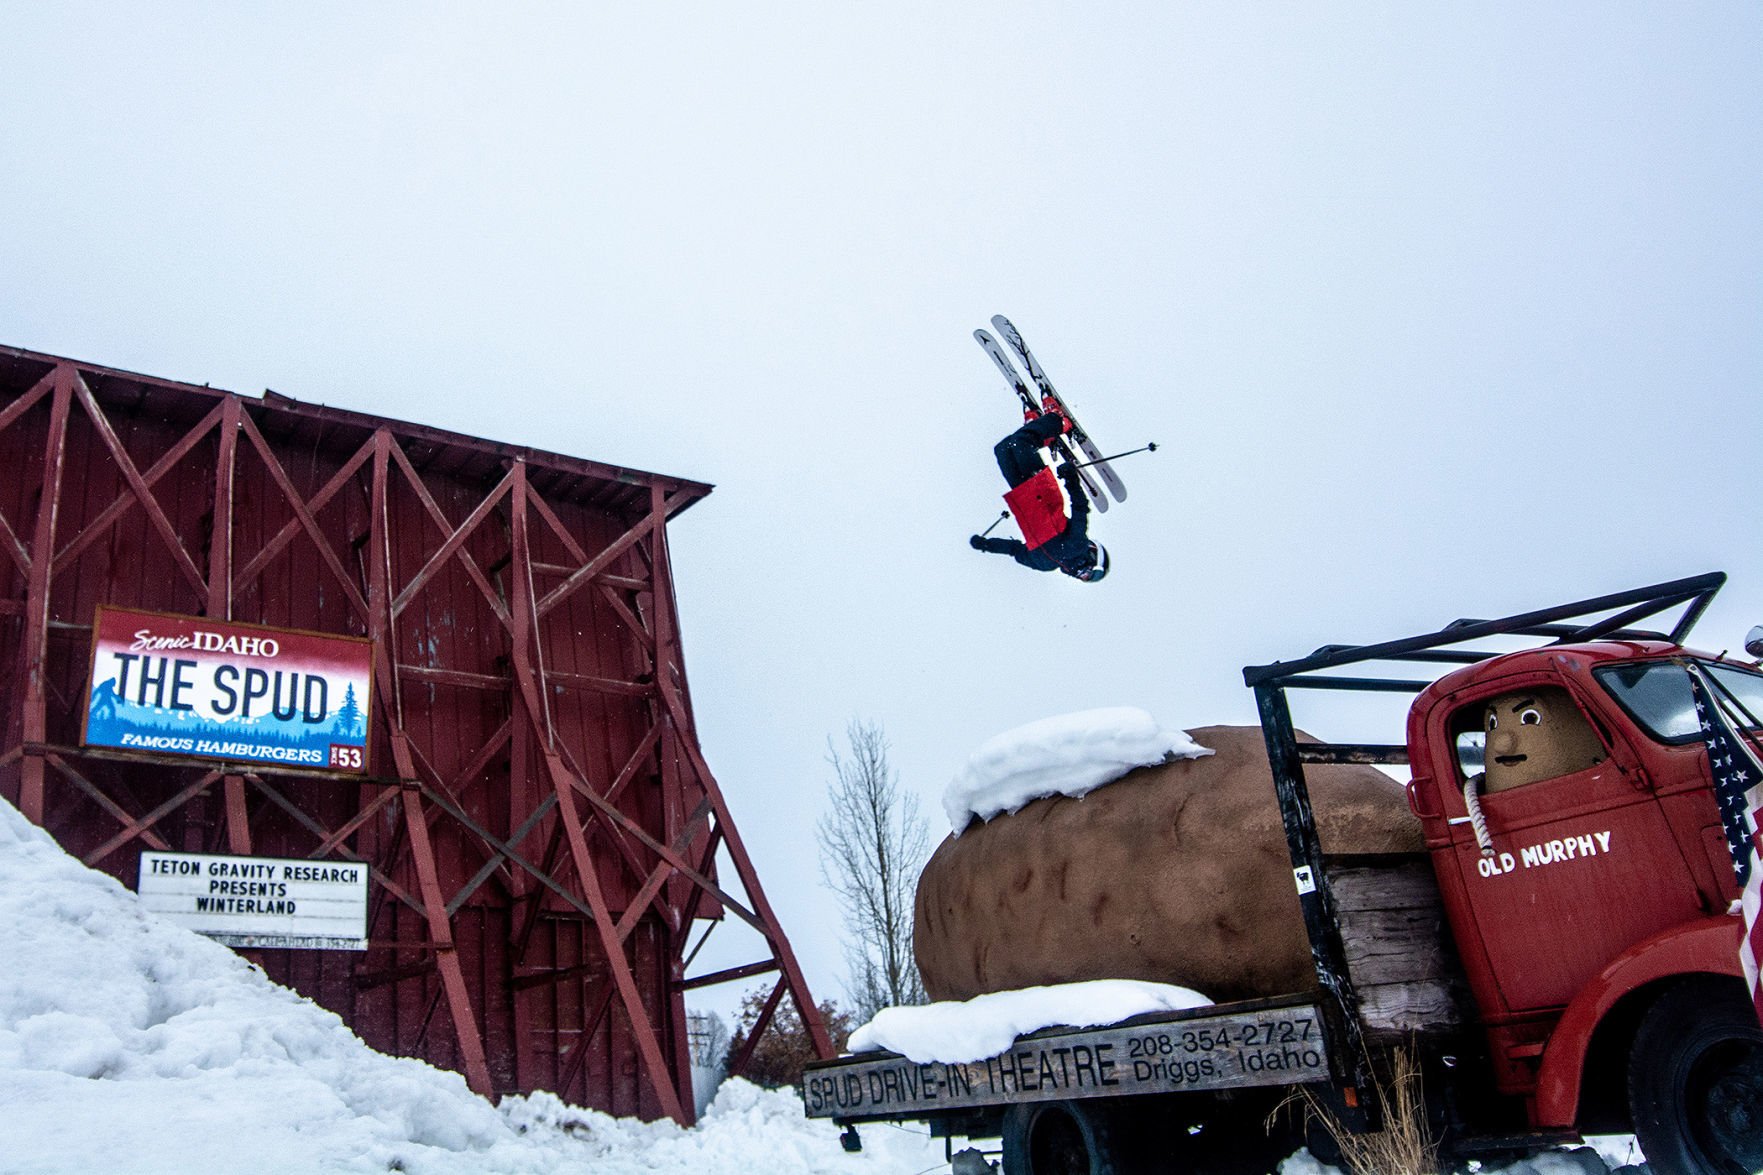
[0,795,937,1174]
[847,980,1212,1064]
[943,707,1211,833]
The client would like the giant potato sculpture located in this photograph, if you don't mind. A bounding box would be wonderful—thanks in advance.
[913,725,1423,1003]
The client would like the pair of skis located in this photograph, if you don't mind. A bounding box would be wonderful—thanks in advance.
[974,316,1128,512]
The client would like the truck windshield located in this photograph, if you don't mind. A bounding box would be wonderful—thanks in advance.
[1594,659,1763,745]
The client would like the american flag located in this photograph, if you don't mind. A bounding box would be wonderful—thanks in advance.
[1685,663,1763,1024]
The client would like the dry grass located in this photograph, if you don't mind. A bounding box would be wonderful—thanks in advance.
[1273,1046,1440,1175]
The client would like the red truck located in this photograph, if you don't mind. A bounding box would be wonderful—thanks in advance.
[804,572,1763,1175]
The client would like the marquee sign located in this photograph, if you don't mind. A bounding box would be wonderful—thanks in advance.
[138,850,369,951]
[83,607,373,774]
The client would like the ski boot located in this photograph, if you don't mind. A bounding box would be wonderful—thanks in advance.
[1040,395,1076,436]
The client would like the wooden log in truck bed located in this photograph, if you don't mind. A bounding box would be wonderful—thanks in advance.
[1328,852,1473,1041]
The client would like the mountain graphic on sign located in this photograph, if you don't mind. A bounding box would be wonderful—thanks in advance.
[86,676,367,760]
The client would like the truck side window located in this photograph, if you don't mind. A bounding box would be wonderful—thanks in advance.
[1452,712,1485,780]
[1595,659,1763,744]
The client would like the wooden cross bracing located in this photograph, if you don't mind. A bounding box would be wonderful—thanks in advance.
[0,358,829,1123]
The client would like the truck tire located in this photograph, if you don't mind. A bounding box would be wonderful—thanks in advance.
[1001,1101,1123,1175]
[1627,976,1763,1175]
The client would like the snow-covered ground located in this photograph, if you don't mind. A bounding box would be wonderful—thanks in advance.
[0,794,942,1175]
[0,769,1645,1174]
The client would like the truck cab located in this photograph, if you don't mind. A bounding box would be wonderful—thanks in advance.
[1409,643,1757,1104]
[1247,572,1763,1173]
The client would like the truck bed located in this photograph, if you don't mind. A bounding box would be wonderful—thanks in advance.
[802,996,1329,1124]
[804,852,1471,1126]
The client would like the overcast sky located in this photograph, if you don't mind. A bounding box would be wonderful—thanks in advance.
[4,4,1761,1028]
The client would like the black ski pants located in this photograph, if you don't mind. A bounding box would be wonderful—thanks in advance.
[994,414,1065,488]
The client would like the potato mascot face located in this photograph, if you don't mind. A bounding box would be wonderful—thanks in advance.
[1482,687,1607,793]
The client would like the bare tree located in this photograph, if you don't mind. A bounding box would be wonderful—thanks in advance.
[816,719,930,1022]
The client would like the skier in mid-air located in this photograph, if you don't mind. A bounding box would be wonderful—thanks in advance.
[969,314,1146,582]
[969,403,1109,582]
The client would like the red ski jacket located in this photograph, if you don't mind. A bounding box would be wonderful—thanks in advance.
[1002,466,1068,550]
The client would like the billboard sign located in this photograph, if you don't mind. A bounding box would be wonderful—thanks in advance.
[138,851,369,950]
[83,607,373,774]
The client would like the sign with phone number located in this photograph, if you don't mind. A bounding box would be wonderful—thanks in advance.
[803,1005,1329,1120]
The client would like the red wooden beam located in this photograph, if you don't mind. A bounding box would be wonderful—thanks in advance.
[241,775,424,917]
[52,399,225,576]
[55,760,223,863]
[535,509,668,619]
[509,817,567,961]
[0,369,55,433]
[206,398,239,619]
[393,763,494,1094]
[508,465,687,1123]
[554,984,618,1104]
[614,800,715,944]
[237,412,371,621]
[389,465,512,620]
[558,763,764,933]
[366,434,493,1096]
[674,827,726,942]
[725,977,787,1080]
[222,775,252,855]
[385,439,509,619]
[446,792,556,916]
[209,399,246,856]
[679,959,780,992]
[404,771,599,924]
[0,500,28,580]
[544,743,687,1122]
[311,786,400,859]
[602,723,664,808]
[525,489,655,673]
[547,738,659,886]
[230,436,372,591]
[18,368,73,822]
[69,374,210,606]
[656,662,833,1059]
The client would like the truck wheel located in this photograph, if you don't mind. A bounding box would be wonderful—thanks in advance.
[1627,976,1763,1175]
[1001,1101,1122,1175]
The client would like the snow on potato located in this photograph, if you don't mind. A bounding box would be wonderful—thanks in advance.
[914,724,1422,1004]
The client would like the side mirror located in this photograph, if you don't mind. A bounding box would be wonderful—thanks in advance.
[1747,626,1763,659]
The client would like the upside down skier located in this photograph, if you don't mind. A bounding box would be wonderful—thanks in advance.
[969,404,1109,583]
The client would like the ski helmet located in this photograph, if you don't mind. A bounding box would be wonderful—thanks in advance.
[1075,542,1109,583]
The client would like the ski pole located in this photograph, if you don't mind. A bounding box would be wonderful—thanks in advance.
[1069,442,1158,470]
[978,510,1009,538]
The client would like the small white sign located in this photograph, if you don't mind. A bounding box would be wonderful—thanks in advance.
[1293,866,1317,896]
[138,851,368,951]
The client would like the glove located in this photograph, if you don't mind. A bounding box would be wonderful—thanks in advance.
[969,534,986,550]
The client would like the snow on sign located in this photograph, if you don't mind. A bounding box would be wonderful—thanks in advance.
[138,850,369,950]
[82,606,373,774]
